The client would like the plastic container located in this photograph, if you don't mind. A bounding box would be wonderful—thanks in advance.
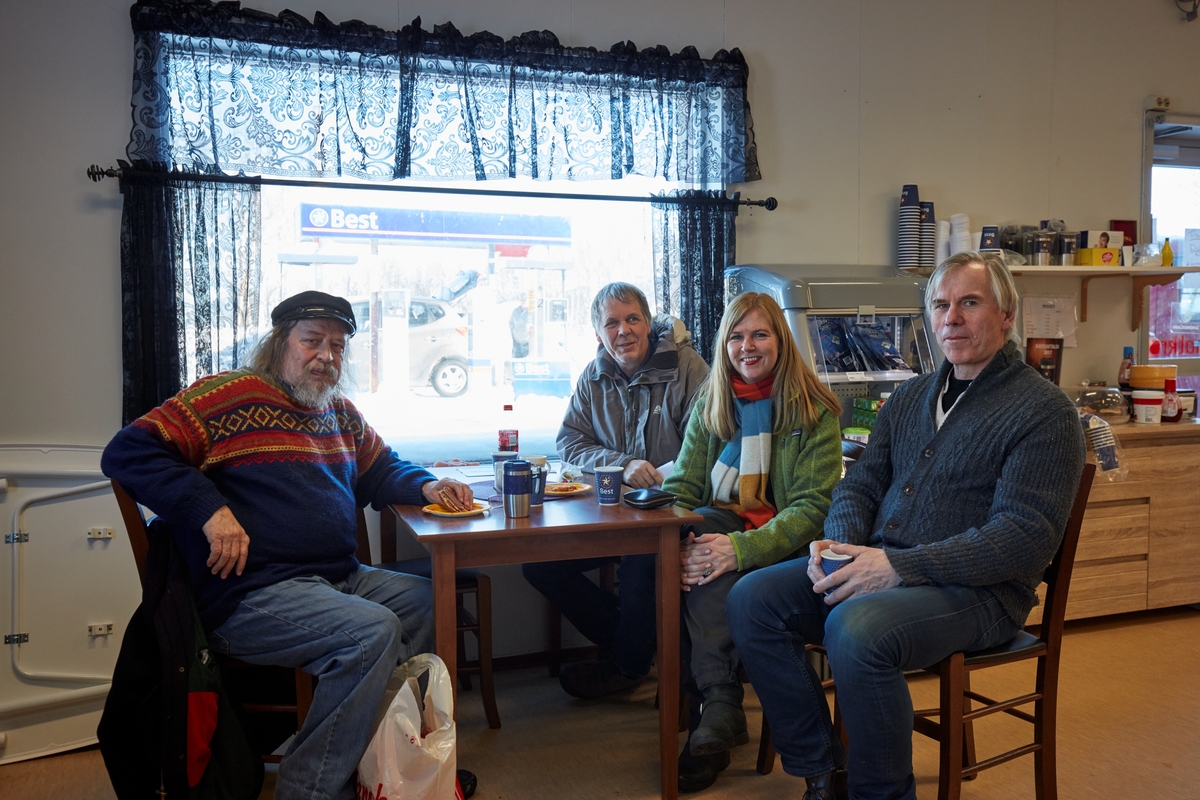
[1163,238,1174,267]
[498,404,518,452]
[1162,379,1183,423]
[1075,385,1129,425]
[1132,390,1164,424]
[1118,347,1134,390]
[1129,364,1176,391]
[842,427,870,444]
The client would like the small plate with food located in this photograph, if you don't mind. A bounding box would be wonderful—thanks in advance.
[423,500,491,518]
[543,481,591,497]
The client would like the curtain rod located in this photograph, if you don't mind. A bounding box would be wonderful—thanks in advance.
[86,164,778,211]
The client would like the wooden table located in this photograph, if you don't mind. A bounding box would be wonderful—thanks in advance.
[390,489,702,800]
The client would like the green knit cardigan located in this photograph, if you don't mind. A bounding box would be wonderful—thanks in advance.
[662,396,843,570]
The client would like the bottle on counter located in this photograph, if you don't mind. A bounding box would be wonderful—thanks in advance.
[1118,347,1135,391]
[1162,378,1183,423]
[1162,238,1174,267]
[498,404,518,452]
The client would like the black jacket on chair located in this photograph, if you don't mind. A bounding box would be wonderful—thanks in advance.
[98,518,262,800]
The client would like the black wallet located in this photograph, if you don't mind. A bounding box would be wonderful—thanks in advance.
[622,488,678,509]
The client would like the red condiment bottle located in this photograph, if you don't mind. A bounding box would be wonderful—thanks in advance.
[1162,379,1183,423]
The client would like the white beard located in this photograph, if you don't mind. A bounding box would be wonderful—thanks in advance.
[292,381,340,410]
[290,364,342,409]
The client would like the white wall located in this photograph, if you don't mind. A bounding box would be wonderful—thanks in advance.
[2,0,1199,667]
[5,0,1200,444]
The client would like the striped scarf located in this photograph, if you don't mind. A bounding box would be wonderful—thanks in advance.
[710,374,777,529]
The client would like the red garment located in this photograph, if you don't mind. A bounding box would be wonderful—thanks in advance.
[731,373,775,401]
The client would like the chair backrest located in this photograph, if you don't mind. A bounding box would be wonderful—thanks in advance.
[111,480,151,582]
[1037,462,1096,646]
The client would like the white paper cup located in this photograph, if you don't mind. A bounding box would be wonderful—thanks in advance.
[492,451,518,491]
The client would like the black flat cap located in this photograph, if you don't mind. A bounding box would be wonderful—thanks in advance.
[270,290,357,336]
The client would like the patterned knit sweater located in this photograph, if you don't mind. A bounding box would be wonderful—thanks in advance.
[825,341,1086,625]
[662,397,842,571]
[101,369,436,629]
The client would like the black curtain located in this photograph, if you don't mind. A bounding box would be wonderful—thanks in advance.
[652,191,737,364]
[119,172,184,425]
[119,168,261,423]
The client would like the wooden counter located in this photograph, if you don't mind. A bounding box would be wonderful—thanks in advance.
[1037,418,1200,624]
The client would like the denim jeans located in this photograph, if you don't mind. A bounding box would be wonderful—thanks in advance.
[727,557,1018,800]
[522,553,658,677]
[210,565,433,800]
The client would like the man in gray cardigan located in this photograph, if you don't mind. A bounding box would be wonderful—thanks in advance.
[728,252,1085,800]
[523,282,709,700]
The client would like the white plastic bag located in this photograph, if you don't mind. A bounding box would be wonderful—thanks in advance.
[357,653,459,800]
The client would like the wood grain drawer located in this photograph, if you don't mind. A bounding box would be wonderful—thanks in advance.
[1027,553,1148,626]
[1076,500,1149,563]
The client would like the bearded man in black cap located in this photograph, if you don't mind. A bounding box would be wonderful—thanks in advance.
[103,291,474,800]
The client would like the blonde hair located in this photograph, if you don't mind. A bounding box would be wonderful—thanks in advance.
[701,292,842,441]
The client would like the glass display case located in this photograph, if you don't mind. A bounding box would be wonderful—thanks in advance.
[725,264,939,428]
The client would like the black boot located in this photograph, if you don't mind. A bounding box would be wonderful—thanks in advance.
[802,768,848,800]
[558,658,644,699]
[678,740,731,793]
[688,683,748,756]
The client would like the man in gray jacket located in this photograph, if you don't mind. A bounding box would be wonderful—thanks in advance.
[523,282,709,699]
[728,252,1086,800]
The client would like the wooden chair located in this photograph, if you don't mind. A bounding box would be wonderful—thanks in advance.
[753,461,1097,792]
[110,480,313,763]
[370,510,501,729]
[912,461,1095,800]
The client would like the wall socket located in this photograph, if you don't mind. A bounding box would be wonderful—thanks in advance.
[87,623,114,637]
[87,527,115,539]
[1146,95,1172,111]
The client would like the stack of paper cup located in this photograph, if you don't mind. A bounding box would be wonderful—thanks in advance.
[897,185,921,269]
[919,202,937,270]
[936,219,951,265]
[949,213,974,256]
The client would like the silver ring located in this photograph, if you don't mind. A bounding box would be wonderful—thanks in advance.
[703,568,713,578]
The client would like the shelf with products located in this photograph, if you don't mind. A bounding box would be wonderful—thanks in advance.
[902,265,1200,331]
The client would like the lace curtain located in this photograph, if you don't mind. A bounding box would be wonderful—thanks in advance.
[652,191,737,364]
[120,0,758,417]
[119,169,261,423]
[127,1,759,185]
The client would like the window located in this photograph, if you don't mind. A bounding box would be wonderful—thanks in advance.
[118,7,754,435]
[259,178,673,463]
[1146,155,1200,391]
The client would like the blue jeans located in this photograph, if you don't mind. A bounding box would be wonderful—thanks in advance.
[727,557,1018,800]
[210,565,433,800]
[522,554,657,677]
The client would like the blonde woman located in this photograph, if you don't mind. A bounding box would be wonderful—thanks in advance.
[661,292,842,792]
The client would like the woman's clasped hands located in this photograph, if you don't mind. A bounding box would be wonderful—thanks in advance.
[679,531,738,591]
